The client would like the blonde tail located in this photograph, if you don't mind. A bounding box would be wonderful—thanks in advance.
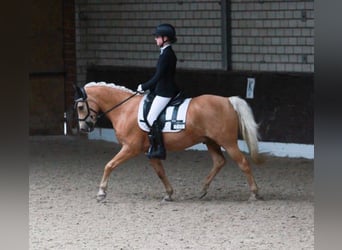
[229,96,264,164]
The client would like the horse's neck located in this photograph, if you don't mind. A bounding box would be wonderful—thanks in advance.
[89,86,132,110]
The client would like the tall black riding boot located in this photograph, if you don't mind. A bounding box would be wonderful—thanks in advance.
[147,129,156,156]
[146,121,166,160]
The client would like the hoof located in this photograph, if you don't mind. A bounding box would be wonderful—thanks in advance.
[248,193,264,202]
[96,193,107,202]
[162,195,173,202]
[199,190,208,199]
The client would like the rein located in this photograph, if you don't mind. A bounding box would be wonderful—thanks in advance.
[96,92,139,119]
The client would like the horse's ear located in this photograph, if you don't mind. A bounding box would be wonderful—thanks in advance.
[73,84,87,101]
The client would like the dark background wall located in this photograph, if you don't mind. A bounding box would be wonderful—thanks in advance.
[30,0,75,135]
[86,66,313,144]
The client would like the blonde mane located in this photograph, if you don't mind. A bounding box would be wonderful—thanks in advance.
[84,81,135,94]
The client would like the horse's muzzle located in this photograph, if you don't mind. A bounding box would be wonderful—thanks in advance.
[79,121,95,133]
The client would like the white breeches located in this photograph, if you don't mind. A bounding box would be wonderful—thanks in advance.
[147,95,171,126]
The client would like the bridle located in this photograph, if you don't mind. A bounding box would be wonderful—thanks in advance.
[74,98,99,122]
[74,90,139,122]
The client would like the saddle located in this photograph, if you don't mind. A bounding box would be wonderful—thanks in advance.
[138,92,192,133]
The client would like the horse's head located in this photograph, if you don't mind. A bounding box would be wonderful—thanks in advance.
[74,85,99,133]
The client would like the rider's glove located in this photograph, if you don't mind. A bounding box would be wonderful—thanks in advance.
[137,84,144,93]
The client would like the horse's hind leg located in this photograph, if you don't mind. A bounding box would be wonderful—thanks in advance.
[149,159,174,201]
[200,140,226,199]
[224,144,261,201]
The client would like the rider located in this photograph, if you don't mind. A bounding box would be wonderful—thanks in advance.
[137,23,179,160]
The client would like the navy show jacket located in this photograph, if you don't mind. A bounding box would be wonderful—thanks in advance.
[141,46,179,97]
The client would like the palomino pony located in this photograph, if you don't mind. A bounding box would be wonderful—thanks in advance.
[74,82,264,202]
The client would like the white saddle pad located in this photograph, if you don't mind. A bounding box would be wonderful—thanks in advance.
[138,94,191,132]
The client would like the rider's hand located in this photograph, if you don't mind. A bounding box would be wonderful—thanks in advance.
[137,84,144,93]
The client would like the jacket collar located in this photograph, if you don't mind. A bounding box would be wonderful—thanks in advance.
[160,44,171,54]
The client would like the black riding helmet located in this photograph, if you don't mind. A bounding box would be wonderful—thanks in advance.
[153,23,177,43]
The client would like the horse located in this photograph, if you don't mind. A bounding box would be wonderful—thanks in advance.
[74,81,264,202]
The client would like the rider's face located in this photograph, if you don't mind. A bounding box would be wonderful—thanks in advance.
[155,36,167,47]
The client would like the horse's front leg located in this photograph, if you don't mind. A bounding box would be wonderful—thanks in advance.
[97,146,137,202]
[149,159,174,201]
